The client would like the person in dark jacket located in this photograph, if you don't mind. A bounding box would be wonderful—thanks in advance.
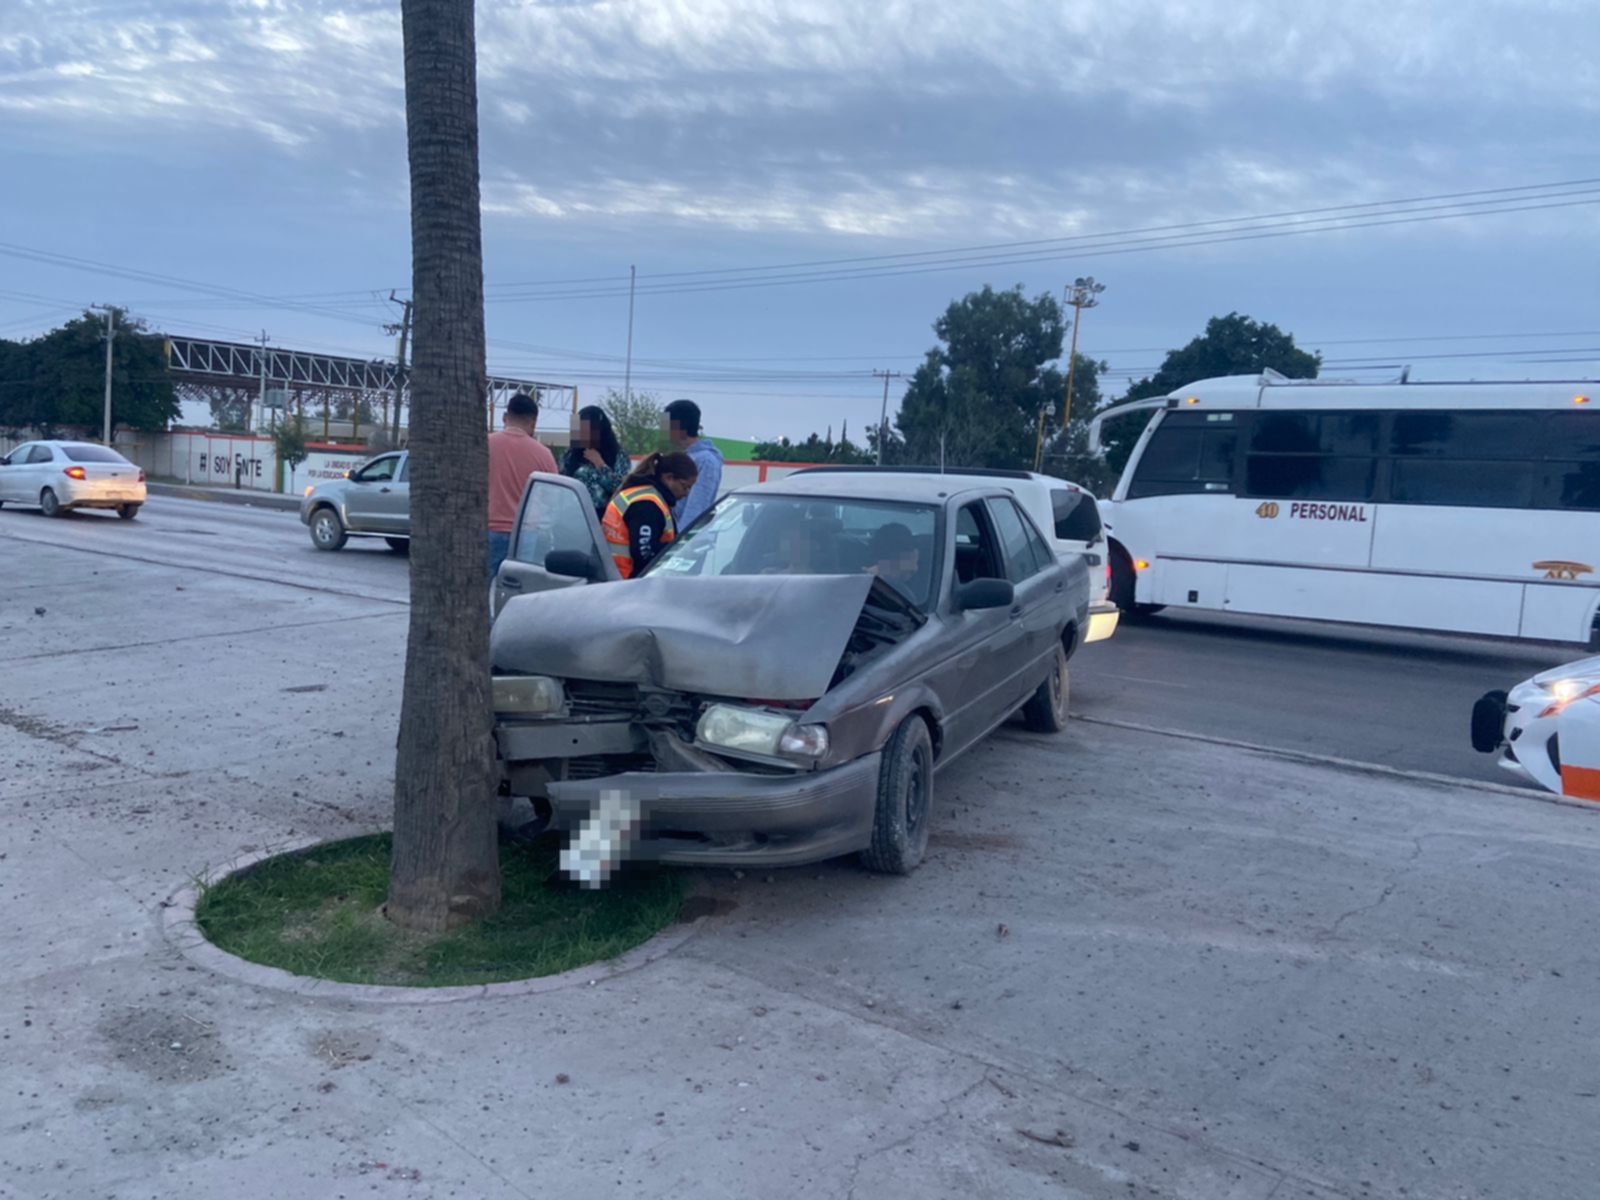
[561,405,630,515]
[601,451,698,578]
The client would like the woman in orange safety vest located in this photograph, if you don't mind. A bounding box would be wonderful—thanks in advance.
[601,450,699,579]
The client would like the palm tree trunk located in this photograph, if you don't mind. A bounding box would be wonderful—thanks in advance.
[387,0,501,932]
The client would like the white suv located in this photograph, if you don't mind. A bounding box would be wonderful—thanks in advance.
[791,467,1117,643]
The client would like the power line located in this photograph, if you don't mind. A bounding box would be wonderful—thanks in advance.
[478,177,1600,294]
[482,191,1600,303]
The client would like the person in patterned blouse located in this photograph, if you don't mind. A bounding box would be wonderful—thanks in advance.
[561,405,630,516]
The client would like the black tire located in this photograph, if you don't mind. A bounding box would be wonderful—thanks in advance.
[1021,641,1070,733]
[385,537,410,554]
[1108,546,1163,620]
[861,717,934,875]
[40,488,63,518]
[116,504,140,521]
[309,507,347,551]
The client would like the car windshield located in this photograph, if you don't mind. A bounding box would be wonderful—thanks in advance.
[61,444,130,464]
[646,494,941,609]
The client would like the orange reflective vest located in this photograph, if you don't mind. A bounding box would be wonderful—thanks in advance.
[602,485,676,579]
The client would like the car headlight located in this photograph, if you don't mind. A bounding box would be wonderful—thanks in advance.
[1539,675,1600,718]
[697,704,829,761]
[492,675,565,716]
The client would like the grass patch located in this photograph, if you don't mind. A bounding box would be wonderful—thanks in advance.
[194,834,685,987]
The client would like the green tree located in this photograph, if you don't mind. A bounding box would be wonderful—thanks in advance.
[0,310,178,437]
[895,285,1067,470]
[387,0,502,932]
[272,414,309,492]
[602,387,668,456]
[1039,354,1115,493]
[1101,313,1320,474]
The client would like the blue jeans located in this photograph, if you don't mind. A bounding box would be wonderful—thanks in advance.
[487,531,512,581]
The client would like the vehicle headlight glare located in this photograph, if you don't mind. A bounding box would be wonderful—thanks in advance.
[492,675,565,716]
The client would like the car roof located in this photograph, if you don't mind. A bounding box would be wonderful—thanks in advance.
[789,465,1090,495]
[736,470,1006,504]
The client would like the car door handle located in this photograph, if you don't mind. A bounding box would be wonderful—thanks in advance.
[501,576,523,590]
[379,487,392,493]
[1009,605,1023,619]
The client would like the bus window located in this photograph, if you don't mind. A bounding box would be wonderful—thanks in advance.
[1245,455,1375,501]
[1547,412,1600,459]
[1126,415,1237,498]
[1554,462,1600,510]
[1390,411,1545,459]
[1390,459,1536,508]
[1242,409,1377,501]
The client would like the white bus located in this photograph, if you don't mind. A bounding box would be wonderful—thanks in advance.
[1087,371,1600,644]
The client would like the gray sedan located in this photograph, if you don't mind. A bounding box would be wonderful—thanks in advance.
[299,450,410,552]
[489,471,1090,883]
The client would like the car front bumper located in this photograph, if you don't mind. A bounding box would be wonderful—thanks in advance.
[1085,601,1120,643]
[1472,686,1560,794]
[497,714,883,867]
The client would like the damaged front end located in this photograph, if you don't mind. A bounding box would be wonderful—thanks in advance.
[490,574,925,881]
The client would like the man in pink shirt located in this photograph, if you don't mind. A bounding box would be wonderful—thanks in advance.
[487,392,558,580]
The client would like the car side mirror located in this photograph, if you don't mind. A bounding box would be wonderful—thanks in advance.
[954,578,1014,611]
[545,549,599,581]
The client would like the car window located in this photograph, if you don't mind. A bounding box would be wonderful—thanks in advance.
[61,444,129,464]
[513,479,600,569]
[27,445,56,464]
[395,456,409,483]
[1015,500,1057,574]
[953,502,1005,586]
[986,497,1047,583]
[649,495,940,608]
[1050,488,1102,543]
[2,444,32,465]
[354,456,398,482]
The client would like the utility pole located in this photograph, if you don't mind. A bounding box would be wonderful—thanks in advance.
[255,330,270,437]
[623,265,636,404]
[1061,276,1106,432]
[385,291,413,445]
[872,369,902,465]
[93,306,116,445]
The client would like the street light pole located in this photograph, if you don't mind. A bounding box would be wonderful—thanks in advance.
[1061,276,1106,432]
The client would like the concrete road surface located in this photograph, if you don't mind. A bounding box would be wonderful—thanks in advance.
[3,495,1574,788]
[5,501,1600,1197]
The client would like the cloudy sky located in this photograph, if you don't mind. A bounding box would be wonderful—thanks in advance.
[1,0,1596,441]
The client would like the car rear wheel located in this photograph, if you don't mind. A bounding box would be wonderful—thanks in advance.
[116,504,140,521]
[1021,642,1070,733]
[385,537,410,554]
[861,717,934,875]
[40,488,63,518]
[309,507,347,551]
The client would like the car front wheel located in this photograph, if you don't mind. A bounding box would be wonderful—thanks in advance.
[309,508,347,551]
[861,717,934,875]
[1021,641,1070,733]
[40,488,63,518]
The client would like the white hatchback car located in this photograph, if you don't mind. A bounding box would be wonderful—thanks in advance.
[1472,656,1600,794]
[0,440,147,519]
[795,467,1118,642]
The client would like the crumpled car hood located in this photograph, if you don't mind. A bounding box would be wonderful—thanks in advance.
[490,573,877,701]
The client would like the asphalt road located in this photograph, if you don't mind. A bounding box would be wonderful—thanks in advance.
[3,493,1575,788]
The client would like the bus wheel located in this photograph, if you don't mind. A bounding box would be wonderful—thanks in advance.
[1110,548,1164,620]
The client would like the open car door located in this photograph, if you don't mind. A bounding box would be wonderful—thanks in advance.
[492,474,621,618]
